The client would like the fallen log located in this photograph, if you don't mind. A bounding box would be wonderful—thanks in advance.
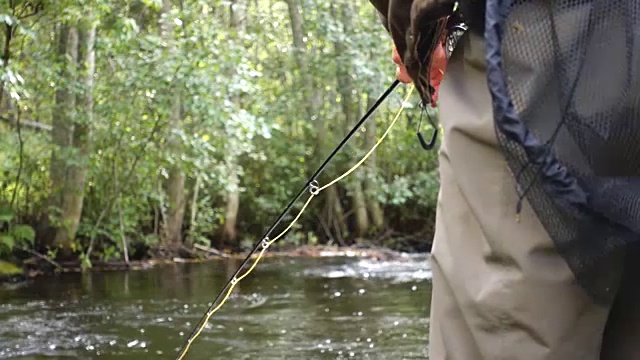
[193,244,231,258]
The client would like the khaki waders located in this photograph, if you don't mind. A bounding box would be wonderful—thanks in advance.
[427,32,640,360]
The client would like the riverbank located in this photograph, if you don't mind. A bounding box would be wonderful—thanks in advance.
[0,260,25,284]
[1,243,430,284]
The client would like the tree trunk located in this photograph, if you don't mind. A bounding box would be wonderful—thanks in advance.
[0,18,14,110]
[333,4,369,238]
[286,0,314,93]
[327,186,347,242]
[53,21,95,248]
[364,94,384,229]
[161,0,186,248]
[285,0,305,63]
[221,0,246,246]
[187,174,201,245]
[43,19,96,257]
[49,25,77,210]
[352,181,369,237]
[285,0,342,243]
[222,162,239,244]
[165,159,186,247]
[46,25,79,256]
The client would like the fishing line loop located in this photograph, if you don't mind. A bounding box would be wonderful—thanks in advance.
[309,180,320,195]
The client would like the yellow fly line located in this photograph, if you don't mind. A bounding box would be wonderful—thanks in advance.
[176,84,415,360]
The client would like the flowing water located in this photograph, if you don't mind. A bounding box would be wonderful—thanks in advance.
[0,254,432,359]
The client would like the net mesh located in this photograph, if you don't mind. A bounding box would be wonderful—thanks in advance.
[490,0,640,304]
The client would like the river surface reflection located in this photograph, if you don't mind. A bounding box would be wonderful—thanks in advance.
[0,255,432,359]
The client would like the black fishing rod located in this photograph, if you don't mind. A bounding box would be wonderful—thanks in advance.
[175,79,400,358]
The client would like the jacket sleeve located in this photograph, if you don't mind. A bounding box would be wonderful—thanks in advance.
[368,0,391,32]
[367,0,414,62]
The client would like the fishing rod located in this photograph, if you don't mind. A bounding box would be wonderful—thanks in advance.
[175,79,411,359]
[175,12,468,356]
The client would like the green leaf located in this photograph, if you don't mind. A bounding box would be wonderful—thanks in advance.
[141,0,162,10]
[0,208,14,223]
[0,260,22,276]
[0,235,15,250]
[12,225,36,245]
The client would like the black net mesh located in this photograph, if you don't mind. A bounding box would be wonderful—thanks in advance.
[491,0,640,304]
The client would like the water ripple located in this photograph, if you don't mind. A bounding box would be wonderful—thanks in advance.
[302,256,432,283]
[0,257,430,359]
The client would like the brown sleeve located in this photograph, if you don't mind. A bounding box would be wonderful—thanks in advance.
[368,0,391,31]
[368,0,413,63]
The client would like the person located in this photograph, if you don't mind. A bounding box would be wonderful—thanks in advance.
[391,43,446,101]
[368,1,640,359]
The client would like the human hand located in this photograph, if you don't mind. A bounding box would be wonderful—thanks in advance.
[392,46,412,84]
[391,42,448,104]
[429,42,447,104]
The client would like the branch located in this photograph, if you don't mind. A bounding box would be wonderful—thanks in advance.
[114,161,130,264]
[10,108,23,207]
[19,246,63,271]
[193,243,231,258]
[0,115,51,131]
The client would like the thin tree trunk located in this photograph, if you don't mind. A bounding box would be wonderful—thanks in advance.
[161,0,186,248]
[352,181,369,238]
[353,96,371,238]
[364,94,384,229]
[46,25,78,256]
[222,162,239,244]
[114,162,130,264]
[165,162,186,246]
[286,0,341,244]
[187,175,201,245]
[221,0,246,246]
[284,0,314,118]
[328,186,347,240]
[0,13,15,103]
[284,1,321,158]
[333,4,369,238]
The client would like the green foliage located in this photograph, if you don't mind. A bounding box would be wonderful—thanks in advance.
[0,260,23,276]
[0,0,441,263]
[0,207,35,254]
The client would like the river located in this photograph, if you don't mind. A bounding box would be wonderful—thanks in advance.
[0,254,432,359]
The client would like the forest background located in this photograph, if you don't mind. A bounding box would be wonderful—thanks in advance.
[0,0,440,271]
